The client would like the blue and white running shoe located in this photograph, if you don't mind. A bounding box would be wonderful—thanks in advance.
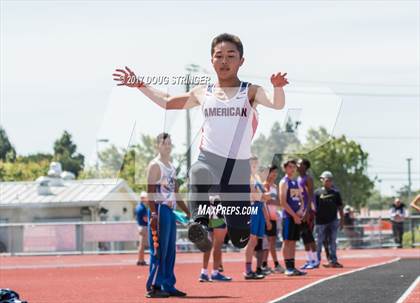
[211,272,232,282]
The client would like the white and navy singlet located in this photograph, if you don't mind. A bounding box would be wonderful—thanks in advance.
[199,82,259,160]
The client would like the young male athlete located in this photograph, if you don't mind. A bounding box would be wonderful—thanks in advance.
[279,159,306,276]
[145,133,190,298]
[113,33,288,251]
[297,159,319,269]
[263,165,284,273]
[244,156,270,279]
[199,204,232,282]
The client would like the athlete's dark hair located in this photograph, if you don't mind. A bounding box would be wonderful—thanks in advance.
[268,164,278,174]
[282,159,297,169]
[299,158,311,170]
[156,132,170,144]
[211,33,244,58]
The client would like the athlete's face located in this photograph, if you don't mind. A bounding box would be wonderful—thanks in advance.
[157,137,172,157]
[211,42,244,81]
[284,163,297,177]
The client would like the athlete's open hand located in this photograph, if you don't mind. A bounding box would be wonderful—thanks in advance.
[112,66,144,88]
[270,72,289,87]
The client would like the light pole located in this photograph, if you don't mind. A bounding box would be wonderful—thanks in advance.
[96,138,109,173]
[185,64,201,173]
[406,158,414,247]
[407,158,412,206]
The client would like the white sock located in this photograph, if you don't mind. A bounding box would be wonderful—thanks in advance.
[212,269,219,275]
[310,251,318,263]
[306,251,312,262]
[201,268,208,275]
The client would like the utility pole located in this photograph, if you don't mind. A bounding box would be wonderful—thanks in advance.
[96,138,109,173]
[407,158,414,247]
[185,64,200,173]
[407,158,412,204]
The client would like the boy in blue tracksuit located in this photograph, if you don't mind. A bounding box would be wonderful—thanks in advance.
[146,133,190,298]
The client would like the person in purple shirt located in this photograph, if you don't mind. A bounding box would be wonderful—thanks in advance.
[297,159,319,269]
[279,159,306,276]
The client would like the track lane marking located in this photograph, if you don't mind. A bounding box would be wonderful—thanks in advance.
[396,275,420,303]
[268,257,401,303]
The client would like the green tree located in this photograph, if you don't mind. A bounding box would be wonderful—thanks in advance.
[82,134,186,193]
[302,127,374,209]
[366,189,389,210]
[0,127,16,162]
[53,131,84,176]
[20,153,53,163]
[251,120,301,168]
[0,158,50,181]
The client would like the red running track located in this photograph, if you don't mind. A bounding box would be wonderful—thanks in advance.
[1,249,419,303]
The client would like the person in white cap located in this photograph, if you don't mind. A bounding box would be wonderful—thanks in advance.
[314,171,344,268]
[135,191,149,266]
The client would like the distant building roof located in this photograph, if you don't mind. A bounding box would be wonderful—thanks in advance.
[0,179,138,208]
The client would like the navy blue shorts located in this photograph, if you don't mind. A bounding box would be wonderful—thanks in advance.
[282,216,301,241]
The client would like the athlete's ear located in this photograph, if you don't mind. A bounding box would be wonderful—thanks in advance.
[239,57,245,66]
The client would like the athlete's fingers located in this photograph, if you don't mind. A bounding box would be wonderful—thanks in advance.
[281,72,288,78]
[115,69,128,75]
[112,73,123,77]
[125,66,135,76]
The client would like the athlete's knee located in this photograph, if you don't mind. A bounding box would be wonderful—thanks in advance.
[189,162,212,185]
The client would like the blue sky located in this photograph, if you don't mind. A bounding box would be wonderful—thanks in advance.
[1,1,419,196]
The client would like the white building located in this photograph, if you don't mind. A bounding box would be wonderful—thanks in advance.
[0,178,139,223]
[0,163,141,253]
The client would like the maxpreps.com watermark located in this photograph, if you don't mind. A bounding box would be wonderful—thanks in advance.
[125,74,211,85]
[197,204,258,216]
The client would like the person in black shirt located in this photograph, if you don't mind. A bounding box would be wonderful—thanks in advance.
[314,171,344,268]
[389,198,408,248]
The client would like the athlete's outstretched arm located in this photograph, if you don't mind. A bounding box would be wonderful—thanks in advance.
[113,66,201,110]
[251,72,288,110]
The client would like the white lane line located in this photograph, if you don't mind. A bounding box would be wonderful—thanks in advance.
[396,275,420,303]
[268,257,401,303]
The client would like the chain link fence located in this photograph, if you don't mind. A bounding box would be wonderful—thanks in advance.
[1,216,419,255]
